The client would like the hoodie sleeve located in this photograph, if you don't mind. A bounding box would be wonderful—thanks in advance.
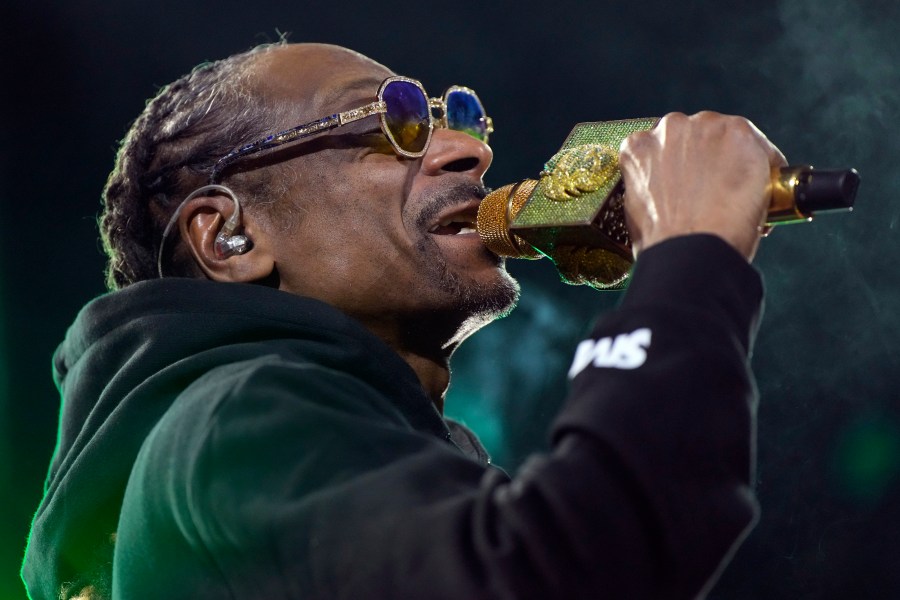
[113,234,762,600]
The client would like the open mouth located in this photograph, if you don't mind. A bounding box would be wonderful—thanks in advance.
[428,216,478,235]
[427,201,481,236]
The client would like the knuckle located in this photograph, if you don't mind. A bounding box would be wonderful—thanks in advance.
[619,131,650,159]
[690,111,753,137]
[658,112,688,132]
[661,111,688,122]
[691,110,725,121]
[729,116,757,135]
[691,112,769,149]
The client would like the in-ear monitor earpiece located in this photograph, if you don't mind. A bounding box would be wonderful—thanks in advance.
[157,184,250,277]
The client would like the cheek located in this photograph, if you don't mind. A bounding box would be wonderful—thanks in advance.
[276,157,421,288]
[280,209,418,296]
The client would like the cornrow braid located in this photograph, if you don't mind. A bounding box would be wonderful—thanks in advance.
[99,42,289,290]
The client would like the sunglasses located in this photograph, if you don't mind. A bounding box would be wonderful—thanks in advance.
[210,76,493,182]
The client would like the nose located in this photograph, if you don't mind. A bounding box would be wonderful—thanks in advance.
[420,128,493,179]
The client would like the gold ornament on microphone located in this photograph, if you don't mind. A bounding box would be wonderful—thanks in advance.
[541,144,619,202]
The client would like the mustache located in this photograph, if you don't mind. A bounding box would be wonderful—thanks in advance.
[415,183,491,229]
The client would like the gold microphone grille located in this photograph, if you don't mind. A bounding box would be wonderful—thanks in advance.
[477,180,542,259]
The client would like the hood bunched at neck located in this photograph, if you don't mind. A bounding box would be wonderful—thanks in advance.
[22,278,452,600]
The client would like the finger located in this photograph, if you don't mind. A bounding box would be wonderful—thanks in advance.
[744,118,788,167]
[617,132,654,257]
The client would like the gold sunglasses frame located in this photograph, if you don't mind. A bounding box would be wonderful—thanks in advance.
[209,76,493,181]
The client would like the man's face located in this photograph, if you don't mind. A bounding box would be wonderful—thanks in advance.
[247,45,518,346]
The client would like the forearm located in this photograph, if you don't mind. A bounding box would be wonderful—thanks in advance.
[554,233,762,597]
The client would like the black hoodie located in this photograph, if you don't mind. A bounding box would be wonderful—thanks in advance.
[23,235,763,599]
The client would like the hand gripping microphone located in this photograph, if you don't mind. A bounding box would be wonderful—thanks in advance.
[477,119,860,290]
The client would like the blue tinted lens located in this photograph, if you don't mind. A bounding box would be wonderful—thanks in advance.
[446,90,488,142]
[381,81,430,154]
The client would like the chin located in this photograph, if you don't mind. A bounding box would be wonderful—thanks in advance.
[461,270,520,319]
[440,264,521,349]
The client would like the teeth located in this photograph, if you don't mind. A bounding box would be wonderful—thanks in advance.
[428,212,477,234]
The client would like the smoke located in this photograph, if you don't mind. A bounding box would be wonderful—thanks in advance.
[747,0,900,453]
[770,0,900,160]
[704,1,900,597]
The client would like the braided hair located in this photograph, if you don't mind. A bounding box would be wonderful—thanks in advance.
[99,43,289,290]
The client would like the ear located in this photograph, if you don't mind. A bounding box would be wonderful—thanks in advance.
[178,194,275,283]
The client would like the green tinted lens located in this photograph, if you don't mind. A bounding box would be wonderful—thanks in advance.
[446,88,489,142]
[381,80,431,154]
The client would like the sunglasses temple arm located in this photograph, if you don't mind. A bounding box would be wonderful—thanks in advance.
[336,100,388,125]
[209,113,347,182]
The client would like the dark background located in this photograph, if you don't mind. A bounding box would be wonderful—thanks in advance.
[2,0,899,598]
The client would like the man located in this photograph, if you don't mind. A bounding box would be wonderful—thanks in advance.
[23,42,783,599]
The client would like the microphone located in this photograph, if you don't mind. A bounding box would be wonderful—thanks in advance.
[477,119,860,290]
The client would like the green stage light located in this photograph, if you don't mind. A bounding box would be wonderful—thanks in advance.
[833,417,900,502]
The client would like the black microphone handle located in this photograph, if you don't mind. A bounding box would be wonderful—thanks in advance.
[769,166,859,224]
